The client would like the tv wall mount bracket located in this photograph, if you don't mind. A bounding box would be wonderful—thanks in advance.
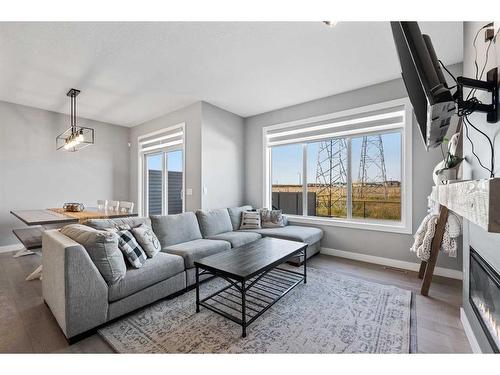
[455,67,498,123]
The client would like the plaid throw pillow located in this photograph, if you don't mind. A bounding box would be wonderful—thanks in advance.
[117,229,147,268]
[239,211,261,229]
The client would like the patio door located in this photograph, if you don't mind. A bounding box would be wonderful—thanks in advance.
[143,148,184,216]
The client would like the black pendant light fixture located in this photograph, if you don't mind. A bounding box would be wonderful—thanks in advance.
[56,88,95,151]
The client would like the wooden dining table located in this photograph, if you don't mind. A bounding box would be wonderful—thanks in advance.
[11,207,138,226]
[10,207,138,280]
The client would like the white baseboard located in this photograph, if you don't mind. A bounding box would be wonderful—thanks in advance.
[460,307,481,353]
[320,247,463,280]
[0,244,24,254]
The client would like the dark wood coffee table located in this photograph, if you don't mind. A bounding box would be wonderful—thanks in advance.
[194,237,307,337]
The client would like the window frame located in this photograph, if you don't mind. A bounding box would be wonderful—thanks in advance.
[137,122,186,216]
[263,98,412,234]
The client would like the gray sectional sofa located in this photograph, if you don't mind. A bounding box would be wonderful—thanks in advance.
[42,205,323,340]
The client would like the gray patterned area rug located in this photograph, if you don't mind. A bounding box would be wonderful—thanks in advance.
[99,267,413,353]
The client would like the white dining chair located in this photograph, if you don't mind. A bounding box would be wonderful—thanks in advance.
[107,200,120,212]
[97,200,108,211]
[119,201,134,213]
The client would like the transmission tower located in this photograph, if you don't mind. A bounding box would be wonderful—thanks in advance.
[314,139,348,217]
[356,135,388,199]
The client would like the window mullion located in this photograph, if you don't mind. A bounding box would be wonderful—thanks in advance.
[162,152,167,215]
[347,137,352,219]
[302,143,307,216]
[267,146,271,209]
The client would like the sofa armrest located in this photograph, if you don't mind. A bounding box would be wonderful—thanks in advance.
[42,229,109,338]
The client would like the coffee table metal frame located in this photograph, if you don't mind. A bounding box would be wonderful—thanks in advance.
[195,245,307,338]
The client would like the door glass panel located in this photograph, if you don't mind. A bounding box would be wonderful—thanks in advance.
[167,150,183,214]
[146,153,163,215]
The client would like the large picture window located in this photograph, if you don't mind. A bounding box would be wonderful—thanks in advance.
[263,99,412,233]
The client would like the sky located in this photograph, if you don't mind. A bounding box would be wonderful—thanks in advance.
[147,150,183,172]
[271,132,401,185]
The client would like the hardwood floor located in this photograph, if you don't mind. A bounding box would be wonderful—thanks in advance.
[0,250,471,353]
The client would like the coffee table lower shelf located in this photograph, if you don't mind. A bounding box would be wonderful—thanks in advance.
[196,265,306,337]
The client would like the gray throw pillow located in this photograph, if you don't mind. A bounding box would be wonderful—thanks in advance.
[239,211,261,229]
[60,224,126,284]
[131,223,161,258]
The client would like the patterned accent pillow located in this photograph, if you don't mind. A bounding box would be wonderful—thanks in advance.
[239,211,261,230]
[116,229,147,268]
[131,223,161,258]
[260,208,285,228]
[116,224,132,231]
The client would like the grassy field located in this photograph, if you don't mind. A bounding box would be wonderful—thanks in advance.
[272,184,401,221]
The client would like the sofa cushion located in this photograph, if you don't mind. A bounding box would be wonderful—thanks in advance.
[241,225,323,245]
[163,239,231,269]
[83,217,151,231]
[208,231,262,248]
[60,224,126,284]
[108,252,184,302]
[196,208,233,237]
[151,212,202,248]
[227,205,253,230]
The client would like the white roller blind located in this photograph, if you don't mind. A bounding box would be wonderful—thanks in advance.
[266,104,406,146]
[138,125,184,153]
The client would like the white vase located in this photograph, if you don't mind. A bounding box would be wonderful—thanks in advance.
[437,168,457,184]
[432,161,446,185]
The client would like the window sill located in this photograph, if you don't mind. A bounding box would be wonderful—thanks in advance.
[285,215,412,234]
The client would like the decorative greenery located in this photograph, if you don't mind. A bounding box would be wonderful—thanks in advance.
[435,136,464,177]
[445,154,464,169]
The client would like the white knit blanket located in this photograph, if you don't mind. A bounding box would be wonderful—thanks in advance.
[410,213,460,261]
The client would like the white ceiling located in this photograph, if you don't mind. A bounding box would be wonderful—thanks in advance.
[0,22,463,127]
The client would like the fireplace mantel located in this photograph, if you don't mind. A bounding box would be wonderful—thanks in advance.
[430,178,500,233]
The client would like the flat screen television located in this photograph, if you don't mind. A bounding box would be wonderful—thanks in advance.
[390,21,456,149]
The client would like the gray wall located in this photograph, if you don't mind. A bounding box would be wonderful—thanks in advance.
[201,102,245,209]
[461,21,500,353]
[244,64,463,271]
[0,100,130,246]
[129,102,203,212]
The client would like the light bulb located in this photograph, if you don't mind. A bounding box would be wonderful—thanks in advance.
[66,135,77,149]
[77,132,84,142]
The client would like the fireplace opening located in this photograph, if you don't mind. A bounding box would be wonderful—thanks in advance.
[469,247,500,353]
